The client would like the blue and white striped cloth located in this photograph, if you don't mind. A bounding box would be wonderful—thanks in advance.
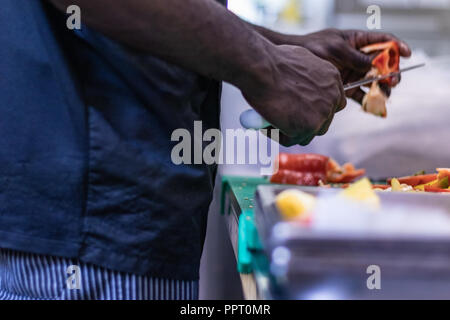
[0,248,198,300]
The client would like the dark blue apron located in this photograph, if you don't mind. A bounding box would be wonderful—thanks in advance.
[0,0,223,280]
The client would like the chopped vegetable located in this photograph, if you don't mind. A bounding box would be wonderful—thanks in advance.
[437,176,449,189]
[340,178,380,209]
[388,174,437,187]
[327,161,366,184]
[277,153,329,173]
[391,178,401,191]
[359,41,400,117]
[362,81,388,118]
[437,168,450,181]
[424,186,450,193]
[415,179,439,191]
[271,169,327,186]
[271,153,365,186]
[372,184,390,190]
[387,169,450,194]
[387,178,414,192]
[360,41,400,86]
[275,189,316,221]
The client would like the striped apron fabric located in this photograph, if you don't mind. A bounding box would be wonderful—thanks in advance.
[0,249,198,300]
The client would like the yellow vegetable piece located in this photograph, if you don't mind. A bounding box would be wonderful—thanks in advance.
[275,189,316,221]
[415,179,443,191]
[340,178,381,209]
[391,178,402,192]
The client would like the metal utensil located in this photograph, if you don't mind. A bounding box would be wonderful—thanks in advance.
[240,63,425,130]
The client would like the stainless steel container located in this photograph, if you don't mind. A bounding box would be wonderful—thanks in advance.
[254,185,450,299]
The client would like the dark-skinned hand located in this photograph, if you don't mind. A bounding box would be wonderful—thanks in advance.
[241,45,346,146]
[279,29,412,104]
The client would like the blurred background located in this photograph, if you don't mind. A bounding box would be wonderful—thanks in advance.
[228,0,450,56]
[221,0,450,178]
[200,0,450,299]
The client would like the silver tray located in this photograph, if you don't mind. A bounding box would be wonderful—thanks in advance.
[254,185,450,299]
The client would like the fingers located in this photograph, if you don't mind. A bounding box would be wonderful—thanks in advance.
[350,88,366,105]
[337,85,347,112]
[390,73,401,87]
[378,82,392,97]
[262,122,325,147]
[317,115,334,136]
[342,70,368,105]
[335,73,348,112]
[276,132,316,147]
[345,47,373,72]
[297,134,316,146]
[351,30,411,57]
[261,126,299,147]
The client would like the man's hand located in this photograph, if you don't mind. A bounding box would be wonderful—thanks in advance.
[251,25,411,103]
[250,26,411,104]
[241,45,346,146]
[289,29,411,103]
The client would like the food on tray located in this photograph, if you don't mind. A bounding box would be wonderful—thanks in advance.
[270,153,366,186]
[340,178,381,208]
[360,41,400,118]
[438,168,450,180]
[387,174,437,187]
[384,178,414,192]
[275,189,315,222]
[277,178,381,223]
[385,168,450,193]
[270,154,450,194]
[271,170,327,187]
[326,159,366,184]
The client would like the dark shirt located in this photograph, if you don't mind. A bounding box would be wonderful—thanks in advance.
[0,0,224,280]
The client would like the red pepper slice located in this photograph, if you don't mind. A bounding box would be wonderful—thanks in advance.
[273,153,364,185]
[387,174,437,187]
[327,162,366,184]
[277,153,329,173]
[270,169,327,186]
[361,41,400,86]
[372,184,390,190]
[424,186,450,193]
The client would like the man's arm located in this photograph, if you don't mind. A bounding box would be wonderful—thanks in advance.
[48,0,346,146]
[48,0,272,91]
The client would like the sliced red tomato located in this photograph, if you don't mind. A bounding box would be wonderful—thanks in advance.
[388,174,437,187]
